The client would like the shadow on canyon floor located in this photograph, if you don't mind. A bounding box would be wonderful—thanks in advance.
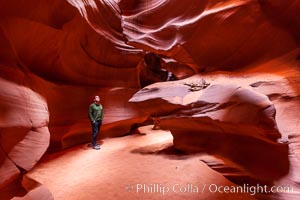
[130,137,289,188]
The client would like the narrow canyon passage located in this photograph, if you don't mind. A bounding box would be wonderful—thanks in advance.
[1,0,300,199]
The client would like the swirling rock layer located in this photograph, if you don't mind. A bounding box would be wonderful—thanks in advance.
[1,0,300,199]
[129,79,289,181]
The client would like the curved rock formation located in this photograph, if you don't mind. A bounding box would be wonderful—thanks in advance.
[0,0,146,149]
[1,0,300,199]
[129,79,289,181]
[0,77,49,193]
[0,1,144,197]
[121,0,298,71]
[130,49,300,199]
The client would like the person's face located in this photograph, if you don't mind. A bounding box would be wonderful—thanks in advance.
[94,96,100,104]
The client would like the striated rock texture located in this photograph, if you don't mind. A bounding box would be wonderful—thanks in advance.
[0,0,144,197]
[0,0,146,149]
[120,0,299,70]
[0,77,50,199]
[129,79,289,181]
[68,0,300,71]
[130,49,300,199]
[1,0,300,199]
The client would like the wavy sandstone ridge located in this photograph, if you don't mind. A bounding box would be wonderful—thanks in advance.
[0,77,50,199]
[129,78,288,181]
[1,0,300,199]
[130,49,300,199]
[121,0,298,71]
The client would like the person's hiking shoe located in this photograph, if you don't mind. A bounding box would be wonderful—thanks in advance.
[93,145,100,150]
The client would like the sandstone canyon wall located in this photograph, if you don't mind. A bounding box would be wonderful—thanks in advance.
[1,0,300,199]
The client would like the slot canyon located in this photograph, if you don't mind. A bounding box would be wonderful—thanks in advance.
[1,0,300,199]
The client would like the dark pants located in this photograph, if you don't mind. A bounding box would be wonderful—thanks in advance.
[91,120,102,146]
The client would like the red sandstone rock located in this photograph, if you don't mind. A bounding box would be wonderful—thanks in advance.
[128,49,300,200]
[120,0,297,70]
[129,80,289,180]
[0,77,50,191]
[10,177,53,200]
[0,66,148,197]
[67,0,299,71]
[1,0,300,199]
[0,148,19,189]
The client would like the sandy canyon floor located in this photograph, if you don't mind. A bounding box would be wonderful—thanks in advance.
[27,126,256,200]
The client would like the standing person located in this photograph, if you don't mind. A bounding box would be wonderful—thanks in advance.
[88,96,103,150]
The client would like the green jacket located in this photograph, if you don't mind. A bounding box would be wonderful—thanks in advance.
[88,103,103,122]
